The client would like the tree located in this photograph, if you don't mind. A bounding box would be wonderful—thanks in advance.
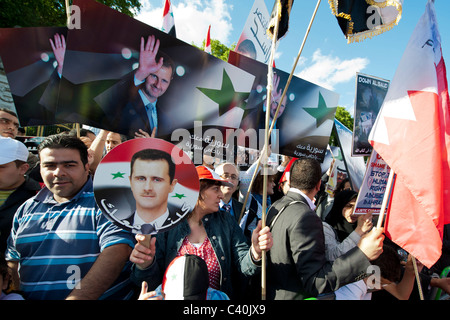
[334,106,354,130]
[193,39,236,62]
[329,106,354,146]
[0,0,141,28]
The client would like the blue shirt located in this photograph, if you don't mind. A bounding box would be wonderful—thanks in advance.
[135,76,158,132]
[6,177,135,300]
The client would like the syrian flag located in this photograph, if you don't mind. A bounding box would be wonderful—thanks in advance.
[93,138,199,234]
[162,0,176,37]
[205,25,211,54]
[368,0,450,268]
[329,0,403,43]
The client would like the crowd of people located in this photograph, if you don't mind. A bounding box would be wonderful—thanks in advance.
[0,106,449,301]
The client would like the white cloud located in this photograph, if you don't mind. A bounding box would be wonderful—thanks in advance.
[135,0,234,46]
[295,49,369,91]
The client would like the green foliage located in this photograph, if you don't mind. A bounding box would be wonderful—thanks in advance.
[329,106,354,146]
[0,0,141,28]
[193,39,236,62]
[335,106,354,130]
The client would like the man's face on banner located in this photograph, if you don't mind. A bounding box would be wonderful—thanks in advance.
[129,158,177,220]
[143,66,173,103]
[270,95,287,120]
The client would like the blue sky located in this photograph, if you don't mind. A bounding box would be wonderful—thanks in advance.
[134,0,450,116]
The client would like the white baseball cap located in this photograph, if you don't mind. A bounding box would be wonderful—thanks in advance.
[0,137,29,165]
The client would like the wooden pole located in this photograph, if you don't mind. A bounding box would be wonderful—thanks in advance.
[262,0,323,301]
[238,0,322,225]
[412,256,424,300]
[268,0,322,128]
[375,168,425,299]
[376,169,395,229]
[65,0,71,24]
[260,0,281,301]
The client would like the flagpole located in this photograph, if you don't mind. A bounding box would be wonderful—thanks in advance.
[236,1,323,299]
[260,0,282,301]
[376,169,395,229]
[239,0,323,223]
[412,256,424,300]
[65,0,71,24]
[375,168,425,299]
[268,0,322,127]
[75,123,80,138]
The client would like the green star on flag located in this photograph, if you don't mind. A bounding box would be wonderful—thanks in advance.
[197,69,250,116]
[172,193,186,199]
[303,92,337,128]
[111,171,126,179]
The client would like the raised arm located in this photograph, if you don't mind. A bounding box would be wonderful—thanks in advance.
[134,35,164,82]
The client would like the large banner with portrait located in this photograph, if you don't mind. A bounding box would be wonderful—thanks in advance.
[228,50,339,162]
[0,26,67,126]
[57,0,255,148]
[352,73,389,156]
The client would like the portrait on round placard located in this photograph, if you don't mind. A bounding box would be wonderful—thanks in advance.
[94,138,199,235]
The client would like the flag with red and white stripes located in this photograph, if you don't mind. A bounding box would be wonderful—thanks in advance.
[162,0,176,37]
[205,25,211,54]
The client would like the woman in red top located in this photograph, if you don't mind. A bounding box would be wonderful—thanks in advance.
[130,166,273,298]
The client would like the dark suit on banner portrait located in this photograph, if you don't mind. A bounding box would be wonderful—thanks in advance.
[121,203,188,235]
[55,75,118,128]
[96,187,189,235]
[95,71,173,139]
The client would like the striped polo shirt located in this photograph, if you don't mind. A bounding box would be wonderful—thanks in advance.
[5,177,135,300]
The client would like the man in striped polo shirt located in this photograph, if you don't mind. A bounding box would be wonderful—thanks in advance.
[5,134,135,300]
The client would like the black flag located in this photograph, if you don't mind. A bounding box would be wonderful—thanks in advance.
[329,0,403,43]
[267,0,294,41]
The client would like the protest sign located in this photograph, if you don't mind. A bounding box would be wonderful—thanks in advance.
[354,150,391,214]
[94,137,199,235]
[352,73,389,156]
[234,0,272,64]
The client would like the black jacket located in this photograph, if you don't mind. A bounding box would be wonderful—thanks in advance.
[0,177,41,254]
[266,190,371,300]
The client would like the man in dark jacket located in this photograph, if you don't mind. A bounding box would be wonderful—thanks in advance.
[0,137,40,253]
[266,157,385,300]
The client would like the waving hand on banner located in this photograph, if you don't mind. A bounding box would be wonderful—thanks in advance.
[49,33,66,75]
[135,35,164,82]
